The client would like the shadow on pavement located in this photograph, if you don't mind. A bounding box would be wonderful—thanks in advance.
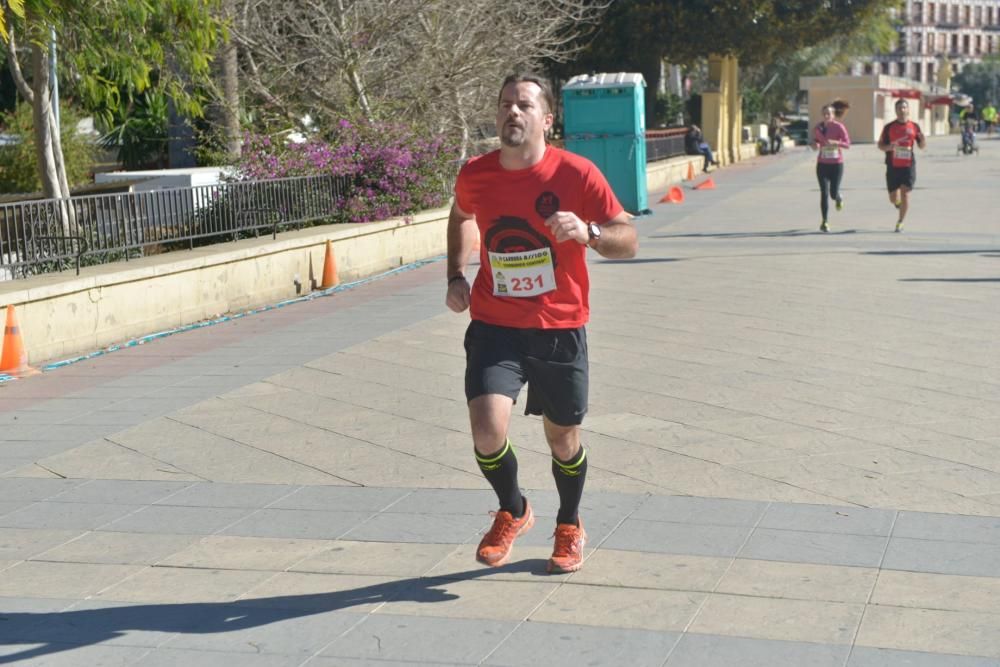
[0,560,550,663]
[597,257,684,264]
[651,229,862,239]
[865,249,1000,256]
[899,277,1000,283]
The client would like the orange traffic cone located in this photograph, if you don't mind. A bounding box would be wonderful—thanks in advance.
[659,185,685,204]
[685,163,695,181]
[0,305,36,377]
[320,239,339,289]
[693,177,716,190]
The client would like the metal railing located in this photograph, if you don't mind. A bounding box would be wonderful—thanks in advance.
[646,128,689,162]
[0,139,691,281]
[0,174,351,281]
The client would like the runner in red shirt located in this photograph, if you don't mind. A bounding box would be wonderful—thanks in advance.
[877,99,926,233]
[446,74,637,573]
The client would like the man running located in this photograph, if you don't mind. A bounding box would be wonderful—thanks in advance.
[446,74,637,574]
[877,99,925,233]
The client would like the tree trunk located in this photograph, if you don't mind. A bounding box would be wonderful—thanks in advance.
[346,66,374,122]
[333,0,374,122]
[217,0,241,159]
[47,105,72,200]
[452,88,469,160]
[29,44,60,201]
[29,42,80,236]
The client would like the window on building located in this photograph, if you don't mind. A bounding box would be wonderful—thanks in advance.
[882,61,890,75]
[927,62,935,83]
[928,2,935,24]
[913,62,922,81]
[952,33,959,53]
[976,35,982,55]
[964,5,971,26]
[975,6,981,26]
[864,62,874,75]
[964,34,971,54]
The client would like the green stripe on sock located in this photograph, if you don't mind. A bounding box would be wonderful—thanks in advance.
[553,448,586,472]
[476,438,511,465]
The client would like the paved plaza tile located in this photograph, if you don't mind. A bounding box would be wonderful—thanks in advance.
[1,135,998,664]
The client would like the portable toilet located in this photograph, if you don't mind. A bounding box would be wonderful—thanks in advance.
[562,73,648,214]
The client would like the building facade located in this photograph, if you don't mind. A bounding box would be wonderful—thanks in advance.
[851,0,1000,84]
[801,75,951,143]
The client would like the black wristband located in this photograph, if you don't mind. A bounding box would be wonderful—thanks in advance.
[448,274,466,285]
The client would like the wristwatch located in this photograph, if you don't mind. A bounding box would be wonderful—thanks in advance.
[587,222,602,247]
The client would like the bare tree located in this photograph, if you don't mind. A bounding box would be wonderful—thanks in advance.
[234,0,609,155]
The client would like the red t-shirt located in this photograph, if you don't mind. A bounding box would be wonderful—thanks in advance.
[454,146,623,329]
[880,120,924,168]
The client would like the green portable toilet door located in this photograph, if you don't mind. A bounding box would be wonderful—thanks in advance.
[603,137,639,214]
[565,136,644,215]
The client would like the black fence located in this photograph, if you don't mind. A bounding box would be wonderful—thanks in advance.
[1,138,690,282]
[0,174,350,280]
[646,128,688,162]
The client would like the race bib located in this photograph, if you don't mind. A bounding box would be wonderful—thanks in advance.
[820,145,840,159]
[892,145,913,166]
[488,248,556,297]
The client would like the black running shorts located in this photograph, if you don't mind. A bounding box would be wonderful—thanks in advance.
[886,165,916,192]
[463,320,589,426]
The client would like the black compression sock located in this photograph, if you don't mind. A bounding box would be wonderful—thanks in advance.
[552,447,588,525]
[475,438,524,517]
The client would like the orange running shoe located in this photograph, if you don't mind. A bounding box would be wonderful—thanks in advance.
[548,518,587,573]
[476,498,534,567]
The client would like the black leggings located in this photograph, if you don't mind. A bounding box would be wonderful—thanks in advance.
[816,162,843,220]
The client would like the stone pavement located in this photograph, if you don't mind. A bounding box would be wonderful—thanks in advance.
[0,133,998,666]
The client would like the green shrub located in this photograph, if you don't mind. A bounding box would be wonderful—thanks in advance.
[0,103,97,194]
[97,91,168,170]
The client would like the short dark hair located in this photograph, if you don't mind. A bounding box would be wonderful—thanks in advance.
[895,98,909,110]
[498,74,555,114]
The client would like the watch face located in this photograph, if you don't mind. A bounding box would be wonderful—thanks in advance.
[589,223,601,239]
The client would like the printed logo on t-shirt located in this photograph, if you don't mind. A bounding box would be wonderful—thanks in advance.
[483,216,559,298]
[535,191,560,219]
[483,216,558,269]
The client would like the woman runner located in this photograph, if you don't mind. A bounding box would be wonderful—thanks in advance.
[812,105,850,233]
